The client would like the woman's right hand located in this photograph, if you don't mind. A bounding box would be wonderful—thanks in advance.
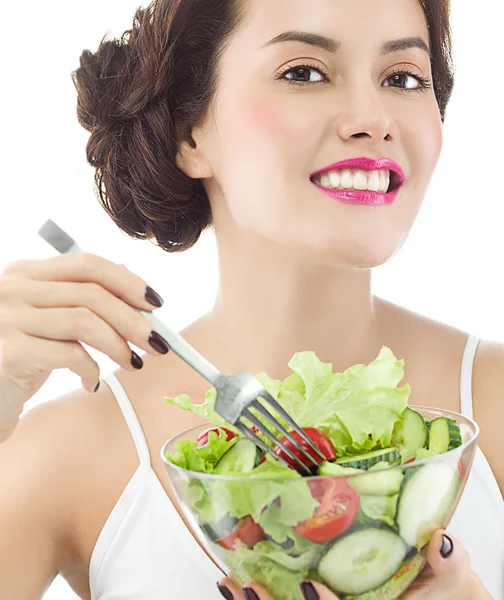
[0,252,169,443]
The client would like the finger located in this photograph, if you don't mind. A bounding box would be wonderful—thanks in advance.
[12,307,143,373]
[216,578,341,600]
[2,253,163,311]
[217,577,246,599]
[216,578,277,600]
[19,278,165,357]
[300,581,341,599]
[0,333,101,393]
[401,530,470,599]
[425,529,469,586]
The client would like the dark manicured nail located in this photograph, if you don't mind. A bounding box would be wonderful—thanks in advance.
[217,584,234,600]
[440,533,454,558]
[145,286,164,308]
[148,331,171,354]
[131,351,144,370]
[242,588,260,600]
[94,381,101,393]
[300,582,320,600]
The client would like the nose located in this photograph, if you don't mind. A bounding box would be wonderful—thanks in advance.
[335,83,396,144]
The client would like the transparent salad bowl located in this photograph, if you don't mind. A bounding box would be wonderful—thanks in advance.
[160,407,479,600]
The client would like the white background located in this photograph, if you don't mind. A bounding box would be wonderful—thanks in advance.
[1,0,503,598]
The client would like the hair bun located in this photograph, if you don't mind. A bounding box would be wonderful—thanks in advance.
[74,40,134,132]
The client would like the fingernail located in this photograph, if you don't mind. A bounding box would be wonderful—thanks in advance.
[440,533,454,558]
[148,331,171,354]
[300,582,320,600]
[145,286,164,308]
[131,351,144,370]
[94,381,101,393]
[242,588,260,600]
[217,584,233,600]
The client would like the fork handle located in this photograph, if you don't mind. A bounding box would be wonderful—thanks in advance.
[139,310,222,385]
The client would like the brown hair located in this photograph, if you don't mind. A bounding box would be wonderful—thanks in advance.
[72,0,455,253]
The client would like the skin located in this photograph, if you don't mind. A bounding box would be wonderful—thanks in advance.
[1,0,501,598]
[176,0,443,380]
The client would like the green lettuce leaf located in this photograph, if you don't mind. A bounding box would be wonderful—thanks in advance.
[164,387,240,432]
[165,429,238,473]
[283,347,410,455]
[165,346,410,463]
[218,539,324,600]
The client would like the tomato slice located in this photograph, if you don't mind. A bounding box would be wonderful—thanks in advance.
[196,427,237,447]
[217,516,266,550]
[293,478,359,543]
[275,427,336,471]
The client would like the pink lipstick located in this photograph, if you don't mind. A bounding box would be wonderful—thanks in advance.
[310,157,406,206]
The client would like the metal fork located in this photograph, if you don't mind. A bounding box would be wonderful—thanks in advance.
[38,219,326,475]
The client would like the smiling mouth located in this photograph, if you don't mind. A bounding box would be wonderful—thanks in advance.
[310,169,403,194]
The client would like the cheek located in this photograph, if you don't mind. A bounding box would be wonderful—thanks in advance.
[409,112,443,175]
[235,94,295,152]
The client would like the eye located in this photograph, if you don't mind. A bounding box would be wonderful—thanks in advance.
[276,63,329,85]
[383,69,433,93]
[276,64,433,94]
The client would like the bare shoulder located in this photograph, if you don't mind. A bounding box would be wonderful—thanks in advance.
[472,339,504,495]
[0,379,140,595]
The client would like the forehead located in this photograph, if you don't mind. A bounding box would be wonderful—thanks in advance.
[232,0,430,56]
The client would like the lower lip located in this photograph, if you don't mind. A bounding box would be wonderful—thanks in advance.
[310,180,401,206]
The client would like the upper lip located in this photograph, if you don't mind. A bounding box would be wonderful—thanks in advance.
[311,157,406,188]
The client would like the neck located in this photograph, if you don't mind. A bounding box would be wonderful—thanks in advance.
[189,228,384,380]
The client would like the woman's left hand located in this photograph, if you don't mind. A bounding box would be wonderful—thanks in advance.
[216,530,491,600]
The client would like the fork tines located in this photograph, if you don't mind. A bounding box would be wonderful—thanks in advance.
[236,390,327,476]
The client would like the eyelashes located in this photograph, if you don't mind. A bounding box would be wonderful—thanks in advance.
[275,63,433,93]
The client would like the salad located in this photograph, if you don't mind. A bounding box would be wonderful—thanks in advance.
[163,347,469,600]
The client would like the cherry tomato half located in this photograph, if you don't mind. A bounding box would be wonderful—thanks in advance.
[293,478,359,543]
[275,427,336,471]
[196,427,237,447]
[217,516,266,550]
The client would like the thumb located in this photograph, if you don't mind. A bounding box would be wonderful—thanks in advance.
[425,529,470,588]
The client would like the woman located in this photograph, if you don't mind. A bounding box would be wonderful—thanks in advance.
[0,0,502,599]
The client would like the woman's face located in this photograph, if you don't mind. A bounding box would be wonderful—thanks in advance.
[187,0,442,269]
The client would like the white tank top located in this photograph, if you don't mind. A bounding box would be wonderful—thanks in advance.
[89,335,504,599]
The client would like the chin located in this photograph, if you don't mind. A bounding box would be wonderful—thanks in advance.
[303,231,406,270]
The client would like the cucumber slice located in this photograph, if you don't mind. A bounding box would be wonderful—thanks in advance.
[397,462,459,548]
[428,417,462,454]
[318,460,404,496]
[336,447,400,470]
[344,552,426,600]
[349,467,405,497]
[392,408,428,463]
[318,528,407,595]
[214,438,262,474]
[317,461,363,477]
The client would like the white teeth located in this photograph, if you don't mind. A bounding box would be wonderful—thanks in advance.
[341,169,354,189]
[368,171,380,192]
[314,169,391,193]
[328,171,340,188]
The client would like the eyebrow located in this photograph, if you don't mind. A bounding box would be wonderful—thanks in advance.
[260,31,432,59]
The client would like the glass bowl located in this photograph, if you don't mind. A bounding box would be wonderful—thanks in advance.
[160,406,479,600]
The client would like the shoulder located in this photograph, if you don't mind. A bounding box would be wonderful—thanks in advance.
[0,378,139,567]
[472,339,504,495]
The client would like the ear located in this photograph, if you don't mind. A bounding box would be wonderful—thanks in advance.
[175,133,213,179]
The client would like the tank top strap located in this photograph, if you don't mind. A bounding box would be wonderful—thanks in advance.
[102,372,152,467]
[460,334,481,420]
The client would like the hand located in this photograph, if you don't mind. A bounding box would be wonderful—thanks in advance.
[217,530,490,600]
[0,253,167,443]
